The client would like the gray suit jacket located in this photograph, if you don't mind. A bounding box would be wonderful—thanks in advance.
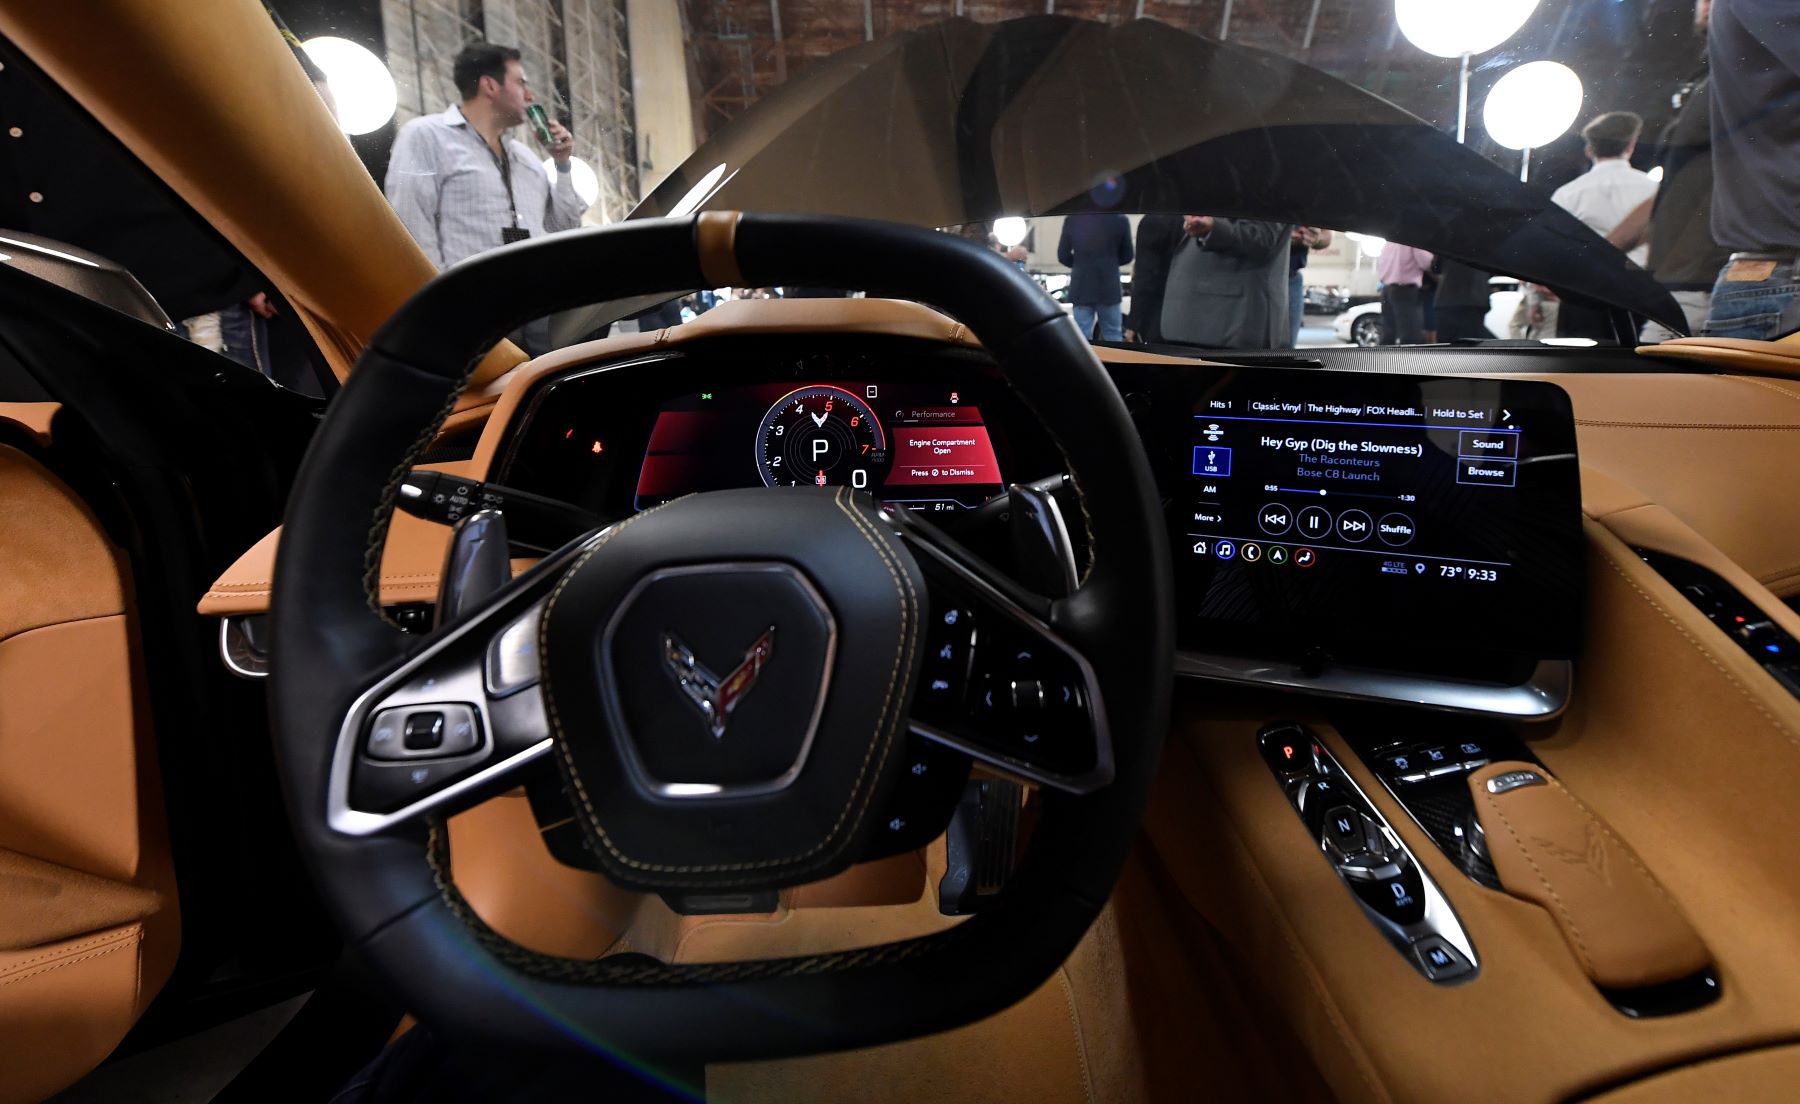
[1160,219,1292,350]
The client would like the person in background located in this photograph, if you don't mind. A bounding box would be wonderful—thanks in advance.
[385,42,585,355]
[1702,0,1800,340]
[1159,217,1291,350]
[1375,241,1433,344]
[1607,0,1730,342]
[1287,226,1332,346]
[1124,213,1183,345]
[1434,258,1494,341]
[1420,266,1440,343]
[1550,111,1659,340]
[1056,213,1133,342]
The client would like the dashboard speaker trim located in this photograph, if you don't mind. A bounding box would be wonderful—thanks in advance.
[1176,653,1572,719]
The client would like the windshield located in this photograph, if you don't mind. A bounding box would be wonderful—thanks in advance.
[10,1,1796,363]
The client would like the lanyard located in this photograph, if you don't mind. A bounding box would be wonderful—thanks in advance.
[485,141,521,229]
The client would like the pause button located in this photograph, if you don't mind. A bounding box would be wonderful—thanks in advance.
[1258,503,1293,536]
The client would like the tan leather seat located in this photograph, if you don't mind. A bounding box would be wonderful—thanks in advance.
[0,439,177,1103]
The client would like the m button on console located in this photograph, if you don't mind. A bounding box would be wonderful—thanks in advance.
[1411,935,1475,981]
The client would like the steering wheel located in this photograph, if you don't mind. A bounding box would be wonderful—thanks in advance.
[269,213,1172,1062]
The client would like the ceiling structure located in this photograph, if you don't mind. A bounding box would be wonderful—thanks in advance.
[679,0,1707,194]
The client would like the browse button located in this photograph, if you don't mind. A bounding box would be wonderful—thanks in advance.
[1457,459,1517,488]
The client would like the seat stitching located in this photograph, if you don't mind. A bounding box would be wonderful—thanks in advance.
[1547,777,1699,923]
[1575,420,1800,431]
[0,926,142,973]
[1055,965,1096,1104]
[1729,376,1800,406]
[1478,788,1596,977]
[1598,550,1800,755]
[0,932,140,989]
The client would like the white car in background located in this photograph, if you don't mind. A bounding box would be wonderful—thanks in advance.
[1333,278,1523,345]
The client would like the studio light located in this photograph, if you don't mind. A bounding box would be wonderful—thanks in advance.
[1484,61,1584,181]
[1394,0,1541,143]
[993,217,1030,248]
[301,37,397,136]
[545,156,602,206]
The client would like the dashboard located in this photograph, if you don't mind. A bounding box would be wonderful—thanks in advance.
[493,334,1585,710]
[496,339,1056,524]
[634,380,1005,513]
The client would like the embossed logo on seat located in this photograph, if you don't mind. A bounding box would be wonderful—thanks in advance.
[661,627,776,739]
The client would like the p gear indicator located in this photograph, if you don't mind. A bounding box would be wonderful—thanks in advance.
[756,385,887,490]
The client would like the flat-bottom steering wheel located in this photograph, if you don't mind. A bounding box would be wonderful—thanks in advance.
[269,213,1173,1062]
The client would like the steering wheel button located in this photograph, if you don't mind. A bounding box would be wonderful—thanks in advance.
[1010,678,1046,712]
[403,711,446,750]
[366,713,404,758]
[366,704,483,762]
[486,603,546,697]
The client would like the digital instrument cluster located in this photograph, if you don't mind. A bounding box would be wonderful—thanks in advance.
[635,381,1005,513]
[1165,367,1582,678]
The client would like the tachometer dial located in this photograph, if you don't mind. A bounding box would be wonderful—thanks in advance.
[757,385,888,490]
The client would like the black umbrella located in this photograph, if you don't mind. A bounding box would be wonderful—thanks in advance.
[635,15,1683,333]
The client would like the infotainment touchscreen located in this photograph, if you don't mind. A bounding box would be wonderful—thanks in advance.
[1166,367,1582,679]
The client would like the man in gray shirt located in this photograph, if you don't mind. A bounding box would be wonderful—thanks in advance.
[1704,0,1799,340]
[385,42,587,352]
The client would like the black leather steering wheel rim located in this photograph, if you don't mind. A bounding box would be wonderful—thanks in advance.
[268,213,1173,1061]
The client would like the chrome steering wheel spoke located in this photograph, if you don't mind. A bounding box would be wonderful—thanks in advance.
[326,532,602,835]
[880,502,1113,795]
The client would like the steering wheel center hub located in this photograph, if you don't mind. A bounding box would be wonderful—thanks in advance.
[601,562,835,796]
[538,488,927,892]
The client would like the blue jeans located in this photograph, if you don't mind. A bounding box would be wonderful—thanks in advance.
[217,302,272,376]
[1288,270,1305,347]
[1072,302,1122,343]
[1704,257,1800,340]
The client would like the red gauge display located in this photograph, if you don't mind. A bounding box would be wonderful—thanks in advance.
[756,385,889,490]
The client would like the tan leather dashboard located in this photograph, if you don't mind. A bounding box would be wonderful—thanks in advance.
[198,299,1800,615]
